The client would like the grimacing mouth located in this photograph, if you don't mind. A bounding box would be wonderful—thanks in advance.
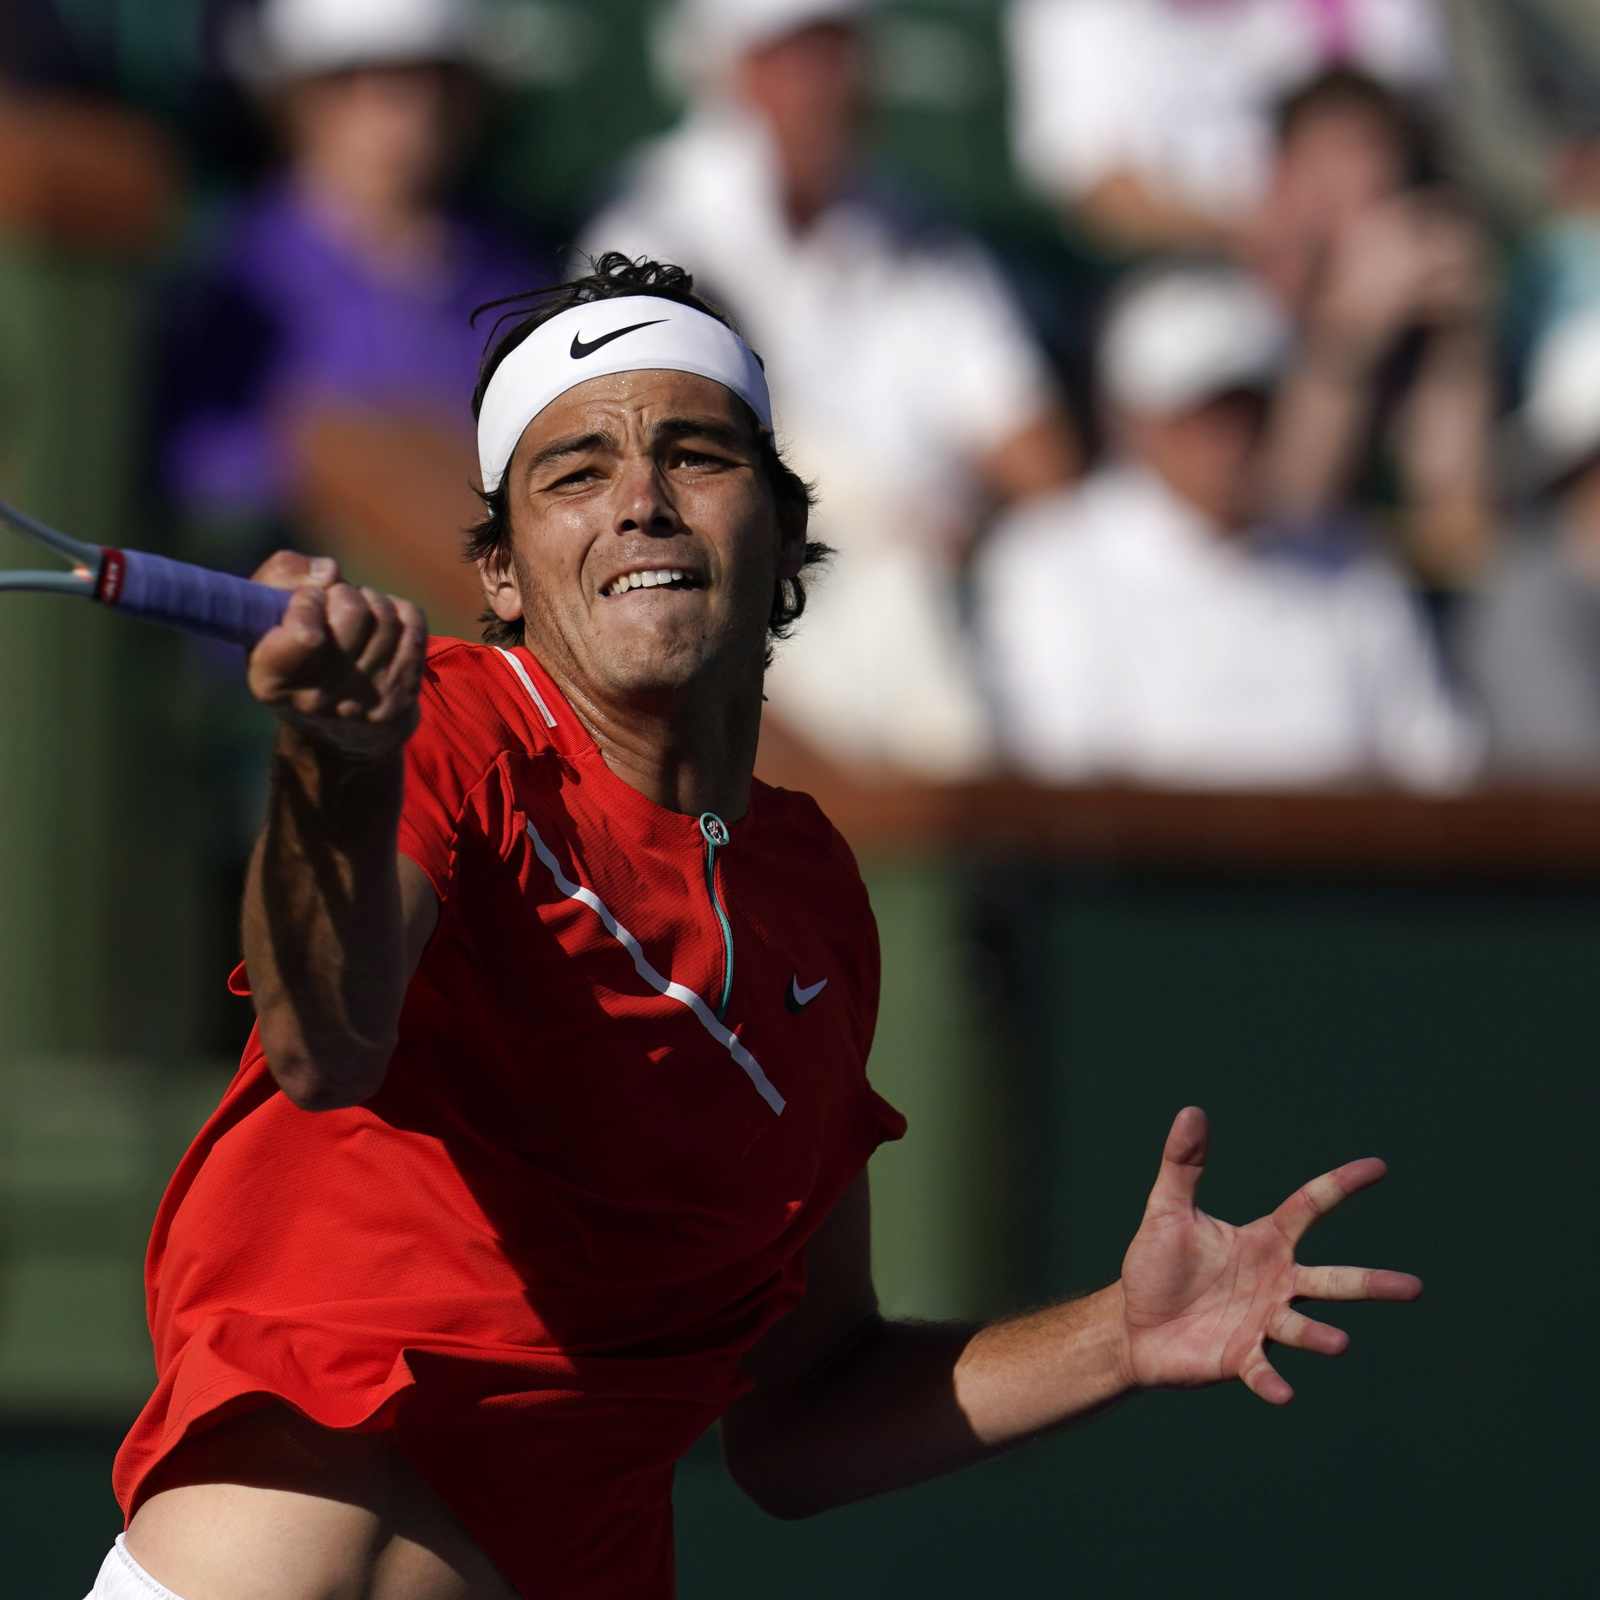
[600,563,707,599]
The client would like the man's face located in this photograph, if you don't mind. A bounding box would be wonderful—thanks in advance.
[287,64,458,210]
[1121,391,1268,532]
[482,370,805,705]
[1276,103,1406,235]
[737,23,864,223]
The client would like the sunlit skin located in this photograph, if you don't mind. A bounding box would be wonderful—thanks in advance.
[477,368,807,820]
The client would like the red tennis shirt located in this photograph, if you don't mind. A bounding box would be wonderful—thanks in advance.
[114,638,905,1598]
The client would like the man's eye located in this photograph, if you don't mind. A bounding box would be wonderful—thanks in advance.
[549,466,601,488]
[675,450,725,470]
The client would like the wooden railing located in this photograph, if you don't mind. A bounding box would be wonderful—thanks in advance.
[754,719,1600,883]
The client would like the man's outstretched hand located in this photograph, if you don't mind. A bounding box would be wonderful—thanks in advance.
[1119,1106,1423,1405]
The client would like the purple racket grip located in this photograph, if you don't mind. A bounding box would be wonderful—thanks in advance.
[97,547,292,648]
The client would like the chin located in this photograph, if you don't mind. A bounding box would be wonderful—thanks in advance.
[594,633,716,697]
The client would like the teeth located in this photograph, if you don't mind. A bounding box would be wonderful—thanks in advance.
[607,569,691,596]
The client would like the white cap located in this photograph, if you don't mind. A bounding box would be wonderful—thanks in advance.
[245,0,478,82]
[659,0,872,96]
[1521,309,1600,483]
[1100,268,1290,416]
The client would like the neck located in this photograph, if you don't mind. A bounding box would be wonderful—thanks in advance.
[548,661,766,823]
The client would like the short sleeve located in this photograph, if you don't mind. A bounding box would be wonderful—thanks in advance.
[398,646,519,898]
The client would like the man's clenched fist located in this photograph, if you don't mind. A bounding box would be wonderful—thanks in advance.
[247,551,427,759]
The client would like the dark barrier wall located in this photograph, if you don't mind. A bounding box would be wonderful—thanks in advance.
[669,868,1599,1599]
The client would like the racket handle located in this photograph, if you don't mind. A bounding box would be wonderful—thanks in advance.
[99,548,292,647]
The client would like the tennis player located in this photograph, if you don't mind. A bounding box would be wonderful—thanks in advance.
[88,255,1421,1600]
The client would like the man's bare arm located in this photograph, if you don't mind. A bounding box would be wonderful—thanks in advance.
[242,554,437,1111]
[723,1109,1421,1519]
[720,1177,1127,1519]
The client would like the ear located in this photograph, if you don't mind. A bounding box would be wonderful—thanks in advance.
[477,544,524,627]
[774,495,810,583]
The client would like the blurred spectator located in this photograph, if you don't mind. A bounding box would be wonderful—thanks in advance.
[1449,0,1600,233]
[155,0,545,1055]
[976,267,1479,790]
[581,0,1079,778]
[1006,0,1447,254]
[0,0,176,255]
[1248,69,1496,588]
[160,0,542,624]
[1465,309,1600,779]
[1513,132,1600,366]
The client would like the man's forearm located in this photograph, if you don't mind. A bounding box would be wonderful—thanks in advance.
[244,720,408,1110]
[724,1285,1131,1519]
[1258,344,1378,521]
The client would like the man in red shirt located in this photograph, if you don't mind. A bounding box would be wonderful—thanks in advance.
[93,255,1420,1600]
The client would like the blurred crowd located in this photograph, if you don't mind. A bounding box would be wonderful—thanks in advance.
[10,0,1600,791]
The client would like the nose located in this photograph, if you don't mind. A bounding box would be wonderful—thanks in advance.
[612,455,683,539]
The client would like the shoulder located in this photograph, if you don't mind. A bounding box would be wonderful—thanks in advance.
[410,639,553,782]
[753,778,855,850]
[751,781,870,896]
[981,472,1121,583]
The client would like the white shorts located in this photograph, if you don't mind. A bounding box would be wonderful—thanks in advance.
[84,1535,185,1600]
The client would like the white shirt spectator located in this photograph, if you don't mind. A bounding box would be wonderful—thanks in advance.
[977,463,1479,789]
[581,110,1055,775]
[1007,0,1447,224]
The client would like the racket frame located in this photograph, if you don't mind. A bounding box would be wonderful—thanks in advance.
[0,497,103,597]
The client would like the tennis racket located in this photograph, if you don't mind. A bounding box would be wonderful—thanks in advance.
[0,495,292,647]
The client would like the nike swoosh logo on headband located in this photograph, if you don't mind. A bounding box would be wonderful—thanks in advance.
[569,320,668,359]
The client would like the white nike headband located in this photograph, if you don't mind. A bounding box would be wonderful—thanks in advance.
[476,295,774,493]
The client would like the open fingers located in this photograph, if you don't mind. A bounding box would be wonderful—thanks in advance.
[1295,1265,1423,1303]
[1271,1157,1388,1245]
[1144,1106,1210,1218]
[1238,1346,1293,1406]
[1268,1306,1349,1358]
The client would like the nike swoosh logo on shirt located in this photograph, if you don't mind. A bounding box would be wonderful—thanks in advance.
[569,319,668,359]
[786,974,828,1014]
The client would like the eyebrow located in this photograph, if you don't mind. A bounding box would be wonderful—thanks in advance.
[520,430,616,477]
[650,416,753,454]
[520,416,755,481]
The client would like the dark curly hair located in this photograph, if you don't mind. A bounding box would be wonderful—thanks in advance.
[465,252,827,658]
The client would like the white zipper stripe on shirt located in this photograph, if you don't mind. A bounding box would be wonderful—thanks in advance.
[524,822,786,1116]
[494,647,558,728]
